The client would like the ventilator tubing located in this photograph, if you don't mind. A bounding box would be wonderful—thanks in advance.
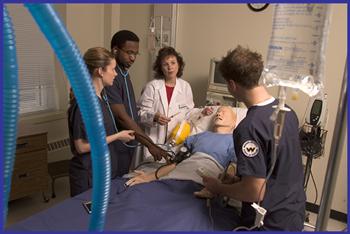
[3,5,20,226]
[3,4,111,231]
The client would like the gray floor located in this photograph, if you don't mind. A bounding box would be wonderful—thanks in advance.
[304,211,347,232]
[6,177,71,228]
[6,177,347,231]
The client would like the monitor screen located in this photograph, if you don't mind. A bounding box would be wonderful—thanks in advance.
[207,58,229,94]
[311,100,322,115]
[213,61,226,85]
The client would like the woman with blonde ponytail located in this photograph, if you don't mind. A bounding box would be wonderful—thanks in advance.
[68,47,135,197]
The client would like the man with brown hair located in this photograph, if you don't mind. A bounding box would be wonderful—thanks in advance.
[201,46,306,231]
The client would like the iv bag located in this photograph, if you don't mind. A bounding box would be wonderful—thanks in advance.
[261,4,331,97]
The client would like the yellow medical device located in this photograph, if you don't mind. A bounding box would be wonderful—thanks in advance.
[168,120,191,146]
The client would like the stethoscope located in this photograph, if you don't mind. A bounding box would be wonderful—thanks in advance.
[102,91,175,156]
[117,66,135,121]
[101,89,139,148]
[102,66,177,154]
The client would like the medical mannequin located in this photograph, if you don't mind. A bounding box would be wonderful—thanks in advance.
[68,47,135,197]
[201,46,306,231]
[104,30,169,177]
[126,106,237,188]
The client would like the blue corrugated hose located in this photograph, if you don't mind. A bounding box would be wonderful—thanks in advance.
[3,5,20,226]
[3,4,111,231]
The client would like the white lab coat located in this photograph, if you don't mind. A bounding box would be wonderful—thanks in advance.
[138,78,194,160]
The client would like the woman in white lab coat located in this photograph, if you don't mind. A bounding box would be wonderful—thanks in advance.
[138,47,194,160]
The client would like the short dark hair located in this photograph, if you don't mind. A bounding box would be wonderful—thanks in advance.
[110,30,139,50]
[219,45,264,89]
[153,46,185,79]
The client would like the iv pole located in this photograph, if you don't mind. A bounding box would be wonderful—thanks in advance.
[315,59,347,231]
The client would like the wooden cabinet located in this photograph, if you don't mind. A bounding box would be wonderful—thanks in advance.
[9,132,49,201]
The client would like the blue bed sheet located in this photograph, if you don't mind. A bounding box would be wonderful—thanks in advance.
[7,178,240,231]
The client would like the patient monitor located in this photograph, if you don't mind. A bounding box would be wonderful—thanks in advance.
[206,58,241,107]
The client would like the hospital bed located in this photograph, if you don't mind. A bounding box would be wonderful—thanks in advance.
[7,106,247,231]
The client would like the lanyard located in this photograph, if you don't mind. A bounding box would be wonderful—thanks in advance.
[102,90,138,148]
[102,91,119,134]
[117,66,135,120]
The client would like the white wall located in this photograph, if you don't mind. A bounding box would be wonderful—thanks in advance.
[66,4,105,53]
[119,4,153,100]
[176,4,274,106]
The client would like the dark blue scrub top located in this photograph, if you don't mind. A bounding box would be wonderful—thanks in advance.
[103,68,138,176]
[104,68,139,131]
[68,95,119,179]
[233,100,306,231]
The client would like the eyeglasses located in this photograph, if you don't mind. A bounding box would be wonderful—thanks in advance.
[118,48,140,57]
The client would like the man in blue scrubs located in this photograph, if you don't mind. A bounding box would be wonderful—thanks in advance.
[201,46,306,231]
[104,30,169,177]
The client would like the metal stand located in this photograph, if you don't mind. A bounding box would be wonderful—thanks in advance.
[301,124,328,189]
[315,61,347,231]
[300,123,328,230]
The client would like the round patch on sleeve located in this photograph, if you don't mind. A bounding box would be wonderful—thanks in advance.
[242,140,259,157]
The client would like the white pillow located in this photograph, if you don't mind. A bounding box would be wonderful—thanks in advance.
[187,106,247,135]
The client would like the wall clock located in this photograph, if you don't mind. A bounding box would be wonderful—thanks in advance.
[247,4,269,12]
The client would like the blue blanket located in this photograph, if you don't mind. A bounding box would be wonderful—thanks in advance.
[8,178,240,231]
